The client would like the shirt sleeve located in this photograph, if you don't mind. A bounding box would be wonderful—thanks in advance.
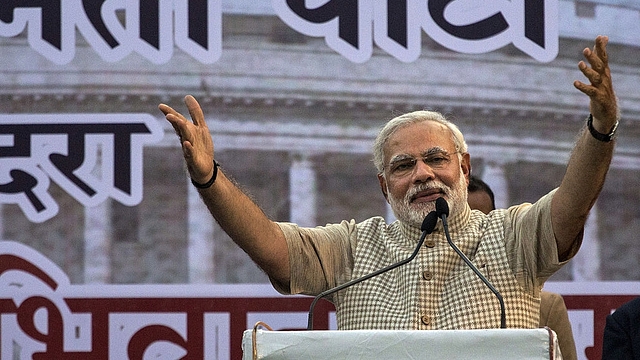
[503,188,582,293]
[270,220,356,296]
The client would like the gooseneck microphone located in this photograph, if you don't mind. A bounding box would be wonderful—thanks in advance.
[306,211,439,330]
[436,197,507,329]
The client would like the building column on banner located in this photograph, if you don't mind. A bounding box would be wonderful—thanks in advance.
[0,204,4,240]
[188,183,215,283]
[572,204,601,280]
[289,154,317,227]
[482,162,509,209]
[84,201,112,283]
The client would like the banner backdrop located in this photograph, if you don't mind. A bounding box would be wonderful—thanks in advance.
[2,1,640,360]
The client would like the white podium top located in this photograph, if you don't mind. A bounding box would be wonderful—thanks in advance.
[242,328,561,359]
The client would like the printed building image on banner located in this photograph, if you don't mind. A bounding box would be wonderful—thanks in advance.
[1,1,640,359]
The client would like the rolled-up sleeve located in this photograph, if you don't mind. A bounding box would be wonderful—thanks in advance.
[270,220,356,296]
[504,189,582,294]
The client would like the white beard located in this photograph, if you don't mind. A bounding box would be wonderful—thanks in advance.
[387,172,468,228]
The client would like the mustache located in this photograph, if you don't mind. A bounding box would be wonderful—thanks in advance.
[405,181,450,201]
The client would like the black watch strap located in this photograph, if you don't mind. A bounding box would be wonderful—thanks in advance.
[587,114,618,142]
[191,160,219,189]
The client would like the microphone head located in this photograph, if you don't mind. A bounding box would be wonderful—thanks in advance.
[435,197,449,217]
[421,211,438,234]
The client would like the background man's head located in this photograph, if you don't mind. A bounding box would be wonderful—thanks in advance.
[467,175,495,214]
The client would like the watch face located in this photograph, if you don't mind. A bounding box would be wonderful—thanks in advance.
[608,121,619,137]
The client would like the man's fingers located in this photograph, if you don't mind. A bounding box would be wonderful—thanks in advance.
[158,103,171,115]
[159,105,190,127]
[577,61,602,87]
[573,80,597,97]
[584,36,609,74]
[577,36,613,90]
[184,95,205,127]
[575,36,618,125]
[159,98,204,128]
[158,103,183,119]
[595,35,609,66]
[182,141,195,159]
[584,48,604,73]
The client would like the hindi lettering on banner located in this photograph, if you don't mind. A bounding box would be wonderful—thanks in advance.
[0,0,222,65]
[0,241,233,360]
[0,114,163,223]
[0,1,558,64]
[273,0,558,63]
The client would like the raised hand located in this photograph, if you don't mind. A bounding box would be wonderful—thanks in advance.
[573,35,619,131]
[158,95,215,184]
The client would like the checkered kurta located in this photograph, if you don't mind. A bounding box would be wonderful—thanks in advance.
[274,189,579,330]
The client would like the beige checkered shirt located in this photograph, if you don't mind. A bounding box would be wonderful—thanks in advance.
[274,189,579,330]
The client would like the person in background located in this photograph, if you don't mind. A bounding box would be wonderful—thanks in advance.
[159,36,618,331]
[467,175,496,215]
[602,296,640,359]
[468,175,577,360]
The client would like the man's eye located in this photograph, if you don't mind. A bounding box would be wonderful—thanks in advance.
[428,156,446,163]
[392,160,414,171]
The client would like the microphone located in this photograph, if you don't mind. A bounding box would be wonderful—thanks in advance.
[436,197,507,329]
[306,211,439,330]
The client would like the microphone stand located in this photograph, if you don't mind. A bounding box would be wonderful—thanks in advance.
[306,211,438,330]
[437,198,507,329]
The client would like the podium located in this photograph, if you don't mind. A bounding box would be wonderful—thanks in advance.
[242,327,560,359]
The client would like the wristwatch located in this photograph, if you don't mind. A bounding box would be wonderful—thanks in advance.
[587,114,618,142]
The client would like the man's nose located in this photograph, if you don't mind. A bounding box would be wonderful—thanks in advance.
[413,159,435,183]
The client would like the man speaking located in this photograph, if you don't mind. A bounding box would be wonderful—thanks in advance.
[159,36,618,331]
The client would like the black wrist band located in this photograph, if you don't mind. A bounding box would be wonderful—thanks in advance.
[587,114,618,142]
[191,160,219,189]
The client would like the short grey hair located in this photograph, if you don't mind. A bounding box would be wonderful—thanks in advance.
[373,110,468,174]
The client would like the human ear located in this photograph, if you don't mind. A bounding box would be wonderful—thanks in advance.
[461,153,471,181]
[377,173,389,202]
